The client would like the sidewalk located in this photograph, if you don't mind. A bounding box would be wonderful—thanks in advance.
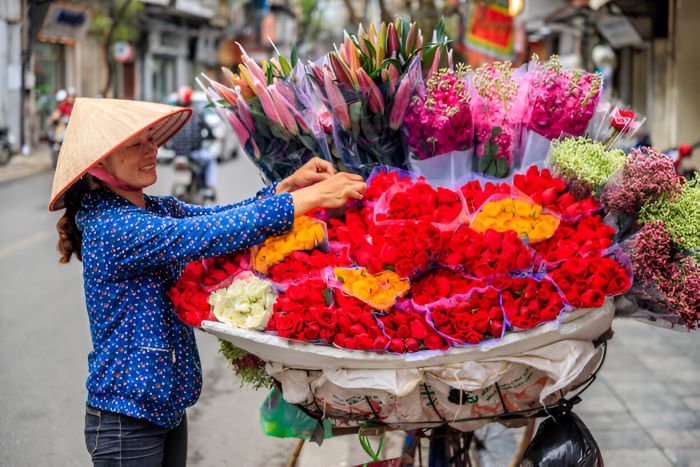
[0,146,53,184]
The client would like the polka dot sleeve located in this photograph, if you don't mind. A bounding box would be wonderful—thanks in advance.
[104,192,294,278]
[162,181,281,218]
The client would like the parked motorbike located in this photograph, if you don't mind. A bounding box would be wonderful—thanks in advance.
[662,141,700,178]
[171,154,216,205]
[0,127,16,166]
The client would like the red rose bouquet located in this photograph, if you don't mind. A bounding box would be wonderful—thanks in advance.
[379,300,450,353]
[365,169,414,202]
[460,179,511,215]
[513,166,600,222]
[532,215,616,264]
[265,279,331,341]
[169,252,251,327]
[268,245,352,284]
[331,291,389,351]
[411,268,485,306]
[375,180,463,227]
[499,277,566,329]
[354,220,442,278]
[439,227,534,278]
[265,279,389,351]
[548,253,632,308]
[427,288,505,345]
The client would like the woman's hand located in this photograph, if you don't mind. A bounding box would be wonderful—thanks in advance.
[276,157,336,193]
[291,172,366,215]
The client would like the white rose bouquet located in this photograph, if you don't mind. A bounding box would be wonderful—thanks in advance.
[209,272,277,330]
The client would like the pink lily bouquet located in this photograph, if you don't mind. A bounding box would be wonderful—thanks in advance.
[305,21,449,177]
[199,51,333,182]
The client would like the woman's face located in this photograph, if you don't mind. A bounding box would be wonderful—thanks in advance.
[100,129,159,189]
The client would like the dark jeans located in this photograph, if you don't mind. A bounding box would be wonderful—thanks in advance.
[84,405,187,466]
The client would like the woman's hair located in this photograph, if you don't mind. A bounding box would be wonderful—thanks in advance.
[56,174,103,263]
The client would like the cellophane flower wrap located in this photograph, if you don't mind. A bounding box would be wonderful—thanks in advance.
[402,65,474,183]
[170,163,634,361]
[372,166,464,231]
[202,58,331,183]
[549,136,626,195]
[618,221,699,330]
[587,102,646,149]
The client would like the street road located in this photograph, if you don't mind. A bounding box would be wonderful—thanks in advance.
[1,154,699,466]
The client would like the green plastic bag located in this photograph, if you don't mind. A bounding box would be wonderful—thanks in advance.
[260,388,332,440]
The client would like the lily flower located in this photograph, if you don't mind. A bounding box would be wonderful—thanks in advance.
[226,110,250,144]
[387,23,399,58]
[329,52,355,87]
[269,85,299,135]
[389,57,420,129]
[236,96,255,132]
[324,72,351,130]
[253,80,282,126]
[357,68,384,114]
[240,49,267,84]
[405,22,416,53]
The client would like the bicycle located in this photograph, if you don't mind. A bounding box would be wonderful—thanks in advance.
[284,330,611,467]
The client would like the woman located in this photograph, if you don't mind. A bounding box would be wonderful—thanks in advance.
[50,98,365,466]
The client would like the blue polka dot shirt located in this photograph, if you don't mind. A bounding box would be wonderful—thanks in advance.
[76,183,293,428]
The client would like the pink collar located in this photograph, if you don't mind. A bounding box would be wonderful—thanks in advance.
[88,166,141,192]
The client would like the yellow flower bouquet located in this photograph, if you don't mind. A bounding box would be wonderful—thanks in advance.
[470,196,559,243]
[253,216,327,274]
[332,267,410,311]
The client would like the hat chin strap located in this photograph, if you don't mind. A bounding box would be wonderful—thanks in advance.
[88,166,141,192]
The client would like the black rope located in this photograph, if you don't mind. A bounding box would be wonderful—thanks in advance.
[364,395,382,422]
[494,382,509,414]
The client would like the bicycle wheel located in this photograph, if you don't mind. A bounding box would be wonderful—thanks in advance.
[470,419,535,467]
[428,425,473,467]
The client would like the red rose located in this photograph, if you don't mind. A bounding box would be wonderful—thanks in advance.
[389,338,405,353]
[409,319,428,340]
[610,109,635,132]
[333,333,347,347]
[464,330,484,345]
[424,334,448,350]
[580,289,605,308]
[489,320,504,337]
[405,338,420,353]
[396,324,411,339]
[304,323,321,341]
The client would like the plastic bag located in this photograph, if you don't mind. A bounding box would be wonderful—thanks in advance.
[521,410,602,467]
[407,150,474,189]
[260,387,333,441]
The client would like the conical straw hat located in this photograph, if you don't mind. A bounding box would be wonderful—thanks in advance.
[49,98,192,211]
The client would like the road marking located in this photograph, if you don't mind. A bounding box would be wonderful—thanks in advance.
[0,230,53,259]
